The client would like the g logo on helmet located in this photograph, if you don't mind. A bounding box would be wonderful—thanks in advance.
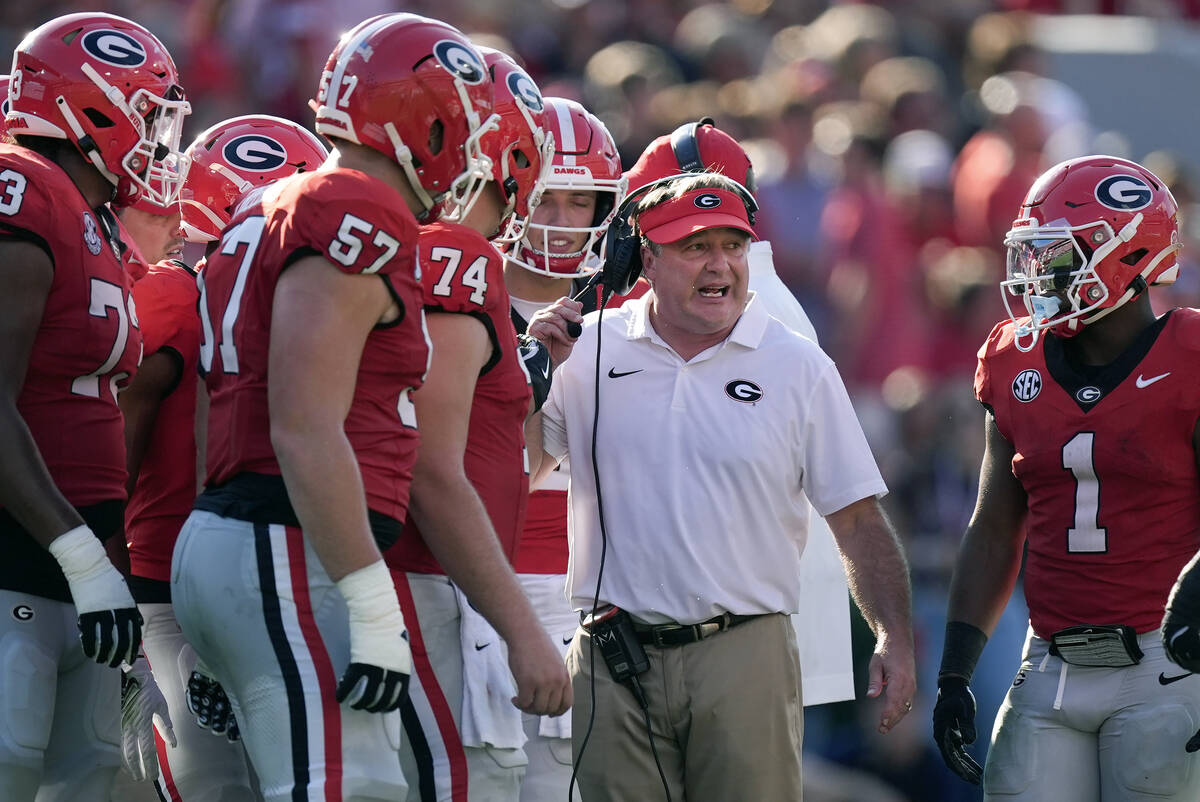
[223,134,289,172]
[433,40,486,85]
[507,70,544,113]
[694,192,722,209]
[81,29,147,67]
[724,379,763,403]
[1095,174,1153,211]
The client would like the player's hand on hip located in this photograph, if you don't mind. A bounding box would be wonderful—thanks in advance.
[48,525,142,667]
[335,561,411,713]
[121,655,177,781]
[507,626,572,716]
[932,676,983,784]
[527,297,583,366]
[867,635,916,734]
[186,658,240,742]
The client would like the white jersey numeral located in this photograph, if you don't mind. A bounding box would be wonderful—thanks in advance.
[429,246,489,305]
[199,215,266,374]
[0,169,28,215]
[1063,431,1107,553]
[71,278,133,399]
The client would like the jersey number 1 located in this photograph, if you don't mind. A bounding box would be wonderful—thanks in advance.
[1063,432,1107,552]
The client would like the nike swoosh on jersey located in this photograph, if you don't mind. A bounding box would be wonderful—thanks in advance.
[562,634,574,645]
[1159,671,1194,685]
[474,642,489,651]
[1136,372,1171,388]
[608,368,643,379]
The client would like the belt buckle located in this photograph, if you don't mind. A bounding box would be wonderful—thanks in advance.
[697,621,722,640]
[651,624,683,648]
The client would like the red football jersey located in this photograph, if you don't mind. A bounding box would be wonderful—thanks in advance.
[126,260,201,583]
[387,222,532,574]
[0,144,142,506]
[201,169,427,523]
[976,311,1200,636]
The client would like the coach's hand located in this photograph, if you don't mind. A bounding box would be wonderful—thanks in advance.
[187,658,240,742]
[335,561,411,713]
[933,676,983,785]
[122,656,176,781]
[48,525,142,667]
[508,625,572,717]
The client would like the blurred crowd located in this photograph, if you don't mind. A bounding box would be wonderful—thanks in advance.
[6,1,1200,799]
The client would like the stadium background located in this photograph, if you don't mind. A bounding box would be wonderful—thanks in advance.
[7,1,1200,799]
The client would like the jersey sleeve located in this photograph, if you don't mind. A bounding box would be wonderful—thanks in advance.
[419,223,504,316]
[0,159,63,262]
[974,319,1011,408]
[275,171,420,280]
[133,262,199,357]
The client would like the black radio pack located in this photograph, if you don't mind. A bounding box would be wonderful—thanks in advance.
[582,605,650,684]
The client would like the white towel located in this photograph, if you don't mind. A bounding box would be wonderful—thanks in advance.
[517,573,579,740]
[455,586,526,749]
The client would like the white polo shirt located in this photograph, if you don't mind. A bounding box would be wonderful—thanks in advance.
[541,292,887,624]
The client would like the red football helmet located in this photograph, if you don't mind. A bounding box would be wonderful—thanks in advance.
[508,98,627,277]
[7,13,190,206]
[180,115,329,242]
[1002,155,1181,351]
[0,74,11,140]
[313,13,499,221]
[476,48,553,241]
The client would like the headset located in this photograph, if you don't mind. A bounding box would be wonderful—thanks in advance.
[565,120,758,802]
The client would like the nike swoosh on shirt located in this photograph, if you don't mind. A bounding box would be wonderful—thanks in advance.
[562,634,574,645]
[608,368,643,379]
[1159,672,1194,685]
[474,642,489,651]
[1136,372,1170,388]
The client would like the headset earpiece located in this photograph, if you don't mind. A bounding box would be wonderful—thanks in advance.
[599,204,643,296]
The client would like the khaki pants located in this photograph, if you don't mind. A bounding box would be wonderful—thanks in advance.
[567,612,803,802]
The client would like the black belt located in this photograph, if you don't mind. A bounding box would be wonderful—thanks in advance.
[632,613,766,648]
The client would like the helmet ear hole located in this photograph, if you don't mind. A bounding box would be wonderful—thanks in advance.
[427,120,443,155]
[1121,248,1149,266]
[83,108,114,128]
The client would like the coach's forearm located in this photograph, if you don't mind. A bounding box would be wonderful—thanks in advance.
[827,497,913,641]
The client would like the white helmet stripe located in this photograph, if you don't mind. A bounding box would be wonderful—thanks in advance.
[327,15,398,124]
[554,102,576,166]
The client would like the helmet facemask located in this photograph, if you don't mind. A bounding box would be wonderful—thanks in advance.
[1002,211,1177,352]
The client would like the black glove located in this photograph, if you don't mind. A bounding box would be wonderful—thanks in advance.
[517,333,553,414]
[1163,611,1200,674]
[78,607,143,668]
[933,676,983,785]
[187,667,240,742]
[335,663,411,713]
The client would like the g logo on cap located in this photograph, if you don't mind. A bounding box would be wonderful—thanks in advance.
[223,134,288,171]
[433,40,486,85]
[81,29,147,67]
[1095,174,1153,211]
[507,71,543,112]
[694,192,722,209]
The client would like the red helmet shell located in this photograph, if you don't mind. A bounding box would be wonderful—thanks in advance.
[313,14,498,220]
[7,13,190,205]
[181,115,329,242]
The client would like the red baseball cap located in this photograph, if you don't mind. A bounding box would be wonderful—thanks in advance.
[625,120,756,196]
[637,187,756,244]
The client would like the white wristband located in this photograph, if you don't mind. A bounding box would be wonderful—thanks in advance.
[48,524,134,614]
[336,560,410,673]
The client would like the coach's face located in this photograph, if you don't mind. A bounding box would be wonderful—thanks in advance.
[642,226,750,338]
